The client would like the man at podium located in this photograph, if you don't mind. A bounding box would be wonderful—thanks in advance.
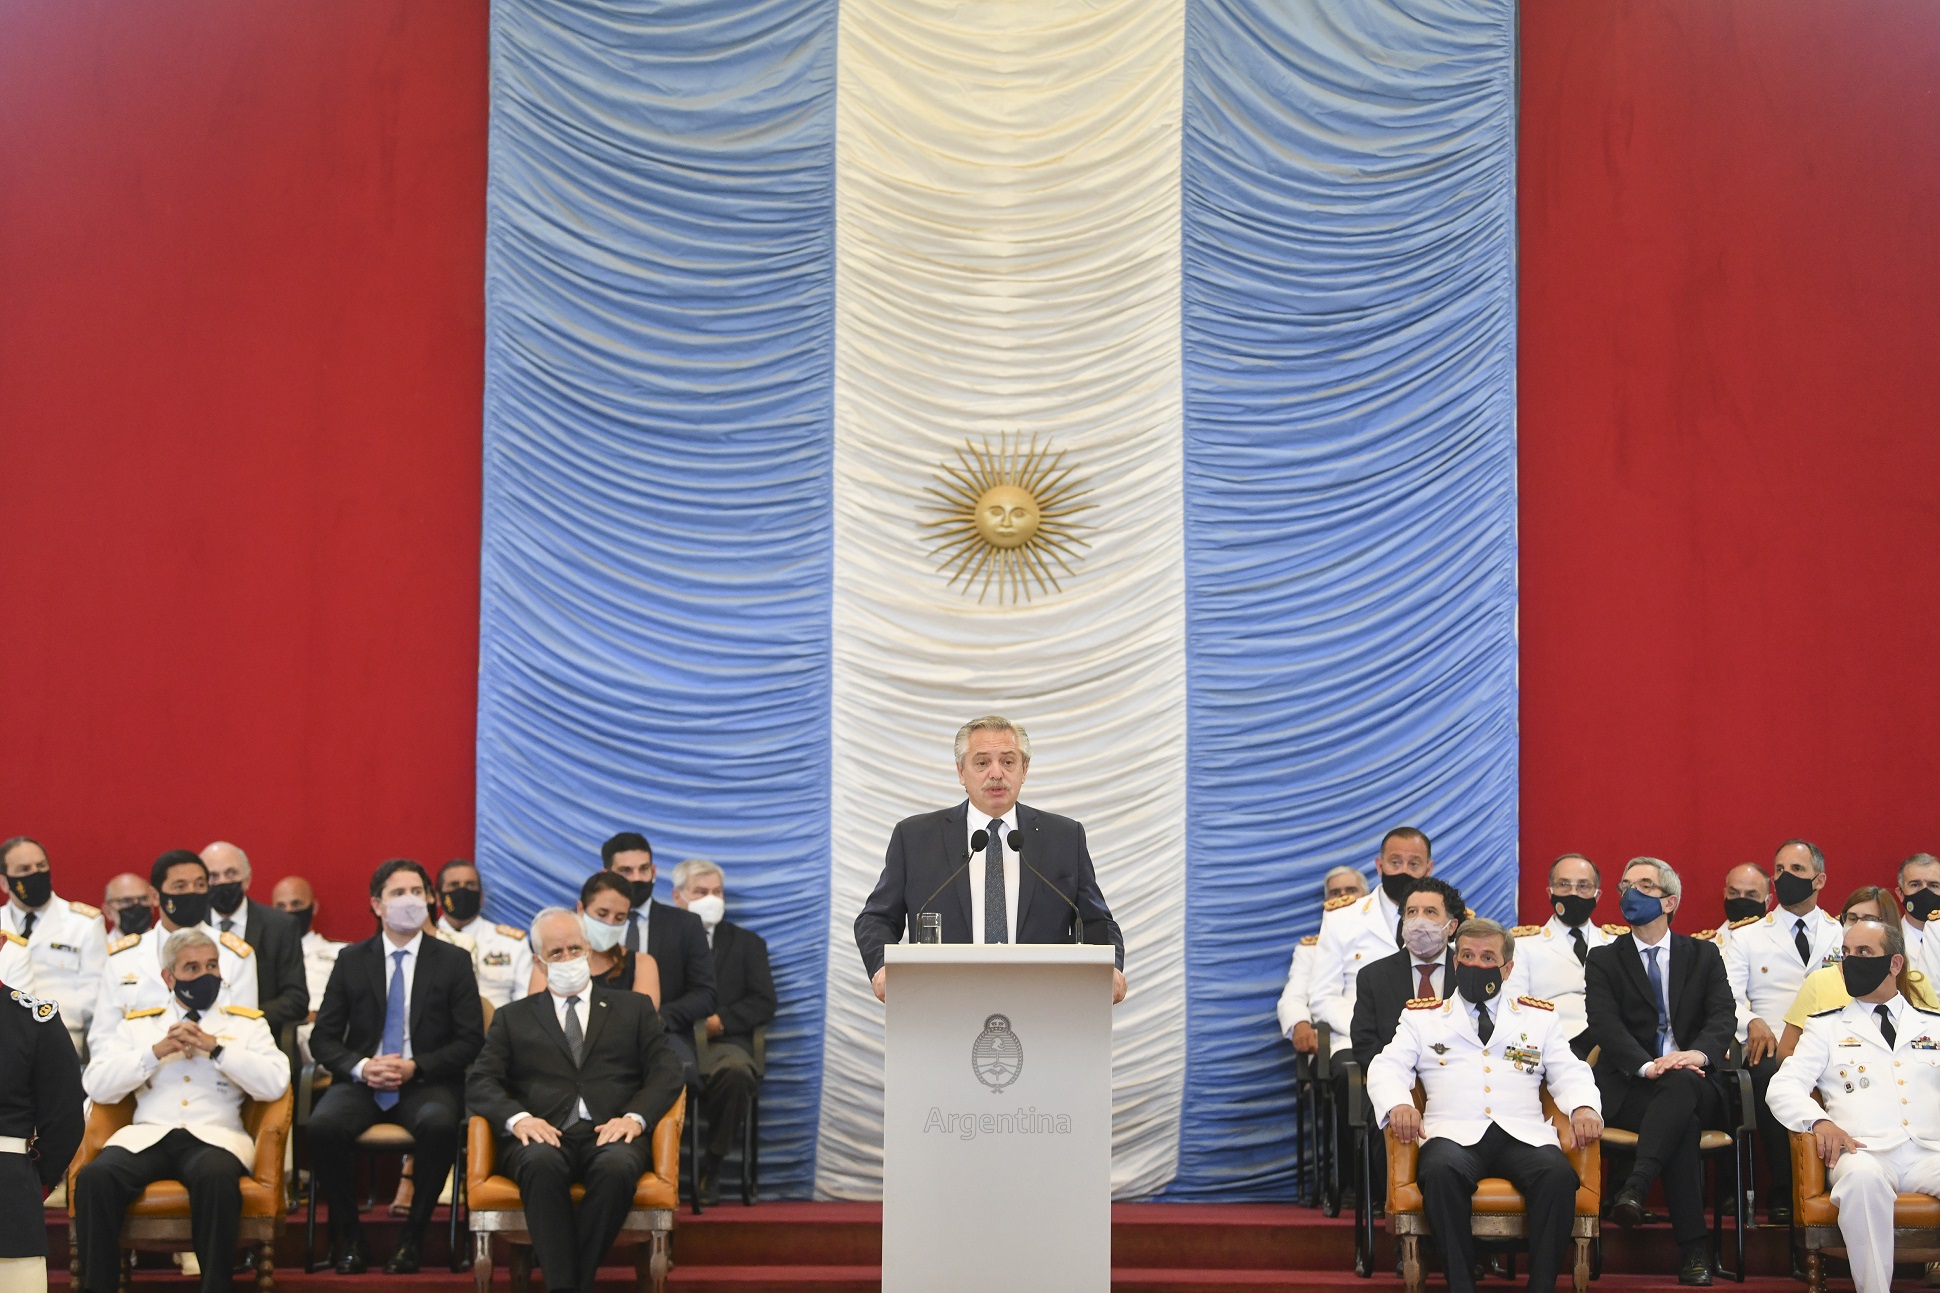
[855,716,1126,1005]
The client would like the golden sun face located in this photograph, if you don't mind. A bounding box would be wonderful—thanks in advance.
[925,433,1093,604]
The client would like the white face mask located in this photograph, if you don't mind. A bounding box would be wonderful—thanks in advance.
[546,954,592,997]
[383,895,429,935]
[687,895,725,931]
[581,913,624,954]
[1401,916,1451,961]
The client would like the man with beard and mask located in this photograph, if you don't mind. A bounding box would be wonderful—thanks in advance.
[436,859,532,1010]
[1722,838,1842,1225]
[103,873,157,938]
[198,842,307,1045]
[89,852,260,1056]
[1371,918,1602,1293]
[1768,918,1940,1293]
[73,927,288,1293]
[1504,855,1615,1056]
[1583,858,1735,1286]
[1350,877,1466,1074]
[1,835,103,1057]
[602,831,716,1084]
[672,859,774,1205]
[270,876,344,1065]
[308,859,484,1274]
[1898,852,1940,973]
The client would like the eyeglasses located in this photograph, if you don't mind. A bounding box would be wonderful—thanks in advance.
[1618,880,1665,897]
[1549,881,1598,896]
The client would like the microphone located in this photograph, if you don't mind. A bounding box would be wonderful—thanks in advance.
[1008,828,1085,946]
[912,839,978,938]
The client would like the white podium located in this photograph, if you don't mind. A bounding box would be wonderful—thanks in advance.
[880,943,1115,1293]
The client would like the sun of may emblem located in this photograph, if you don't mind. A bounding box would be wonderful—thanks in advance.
[971,1012,1024,1093]
[924,433,1093,605]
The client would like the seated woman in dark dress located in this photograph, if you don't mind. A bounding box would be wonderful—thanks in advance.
[528,870,662,1004]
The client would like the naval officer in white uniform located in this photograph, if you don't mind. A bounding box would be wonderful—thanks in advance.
[90,852,259,1056]
[1504,853,1615,1054]
[1278,866,1368,1053]
[434,860,532,1009]
[1,835,101,1054]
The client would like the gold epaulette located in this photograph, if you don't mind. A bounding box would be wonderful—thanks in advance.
[1405,996,1443,1010]
[219,931,253,958]
[1299,934,1319,947]
[1510,924,1542,937]
[1601,923,1629,936]
[126,1006,167,1020]
[69,900,101,918]
[1,929,24,946]
[496,923,526,941]
[1323,893,1358,912]
[222,1004,265,1019]
[1517,995,1555,1011]
[1693,928,1718,942]
[1729,915,1761,930]
[108,933,142,955]
[1464,906,1476,919]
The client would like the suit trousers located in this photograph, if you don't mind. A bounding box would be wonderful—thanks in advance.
[1417,1125,1578,1293]
[1607,1068,1723,1246]
[308,1080,460,1241]
[1825,1140,1940,1293]
[499,1124,653,1293]
[700,1042,759,1160]
[75,1129,244,1293]
[1747,1057,1795,1211]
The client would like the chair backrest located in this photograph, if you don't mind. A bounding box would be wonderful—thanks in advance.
[481,996,496,1033]
[469,1089,687,1196]
[1386,1078,1598,1214]
[69,1087,294,1207]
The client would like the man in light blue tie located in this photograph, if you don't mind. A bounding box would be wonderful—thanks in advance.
[1582,857,1737,1287]
[309,860,485,1275]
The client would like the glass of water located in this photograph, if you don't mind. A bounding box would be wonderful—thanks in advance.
[917,912,942,944]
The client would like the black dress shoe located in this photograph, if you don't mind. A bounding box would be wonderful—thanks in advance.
[384,1238,421,1275]
[330,1235,369,1275]
[1678,1245,1715,1286]
[1611,1186,1647,1229]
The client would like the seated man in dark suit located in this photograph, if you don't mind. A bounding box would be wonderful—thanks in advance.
[671,859,776,1204]
[1583,857,1736,1288]
[309,859,485,1274]
[467,908,684,1293]
[601,831,717,1083]
[197,841,309,1044]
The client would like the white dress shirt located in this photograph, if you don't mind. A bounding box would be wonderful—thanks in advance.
[504,988,647,1134]
[967,807,1020,945]
[1631,927,1674,1072]
[353,931,422,1082]
[208,901,249,939]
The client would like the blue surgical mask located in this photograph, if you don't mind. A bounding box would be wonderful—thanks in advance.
[582,913,624,953]
[1620,886,1667,927]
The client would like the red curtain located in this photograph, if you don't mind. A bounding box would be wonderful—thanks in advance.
[1519,0,1940,929]
[0,2,487,939]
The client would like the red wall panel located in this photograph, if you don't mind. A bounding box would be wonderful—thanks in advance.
[0,1,486,940]
[1519,1,1940,929]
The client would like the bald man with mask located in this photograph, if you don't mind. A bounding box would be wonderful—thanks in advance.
[199,843,307,1041]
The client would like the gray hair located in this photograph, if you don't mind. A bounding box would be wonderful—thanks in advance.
[162,927,218,972]
[672,858,724,892]
[1456,917,1515,962]
[527,906,579,953]
[953,716,1032,765]
[1623,856,1682,897]
[1777,838,1826,875]
[1899,853,1940,883]
[1321,865,1368,896]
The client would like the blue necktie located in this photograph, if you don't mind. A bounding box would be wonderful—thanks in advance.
[375,948,407,1111]
[1644,946,1671,1057]
[984,821,1007,944]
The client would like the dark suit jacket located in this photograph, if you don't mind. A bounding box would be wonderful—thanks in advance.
[854,800,1125,978]
[1583,931,1735,1111]
[1350,946,1456,1073]
[466,985,684,1138]
[310,933,485,1092]
[235,898,308,1039]
[709,921,776,1057]
[641,902,715,1036]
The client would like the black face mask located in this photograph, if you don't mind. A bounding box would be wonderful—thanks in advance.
[286,905,314,936]
[116,904,155,936]
[1455,963,1504,1007]
[1379,872,1415,904]
[1551,893,1597,928]
[441,888,482,923]
[8,870,52,910]
[161,890,211,929]
[1840,953,1895,999]
[207,881,246,916]
[1775,870,1818,909]
[1723,897,1767,925]
[172,972,222,1015]
[1905,889,1940,923]
[629,878,655,908]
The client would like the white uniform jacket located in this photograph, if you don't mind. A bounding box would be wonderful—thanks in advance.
[438,916,532,1009]
[0,892,105,1033]
[1502,916,1615,1042]
[295,929,346,1065]
[1767,997,1940,1153]
[1310,890,1404,1049]
[89,927,261,1055]
[1367,994,1602,1150]
[84,1001,291,1167]
[0,929,35,995]
[1276,935,1319,1040]
[1723,907,1843,1042]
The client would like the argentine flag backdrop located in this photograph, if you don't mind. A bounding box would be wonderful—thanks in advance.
[479,0,1516,1201]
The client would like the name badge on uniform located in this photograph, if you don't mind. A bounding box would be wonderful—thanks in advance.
[1836,1037,1863,1048]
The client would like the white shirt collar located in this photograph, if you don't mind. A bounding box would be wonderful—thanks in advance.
[383,930,425,959]
[971,805,1018,834]
[1633,925,1671,953]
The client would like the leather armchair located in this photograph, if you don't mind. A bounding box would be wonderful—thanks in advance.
[1790,1126,1940,1293]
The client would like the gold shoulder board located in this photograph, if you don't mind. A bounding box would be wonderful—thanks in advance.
[1323,894,1357,912]
[1464,906,1476,919]
[222,1005,265,1019]
[125,1006,167,1020]
[1729,915,1762,930]
[108,934,142,955]
[1299,934,1319,947]
[1510,924,1542,937]
[1,929,24,946]
[496,924,526,941]
[1517,995,1555,1011]
[1693,929,1718,942]
[1405,996,1443,1010]
[219,932,253,958]
[1601,923,1629,936]
[69,900,102,918]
